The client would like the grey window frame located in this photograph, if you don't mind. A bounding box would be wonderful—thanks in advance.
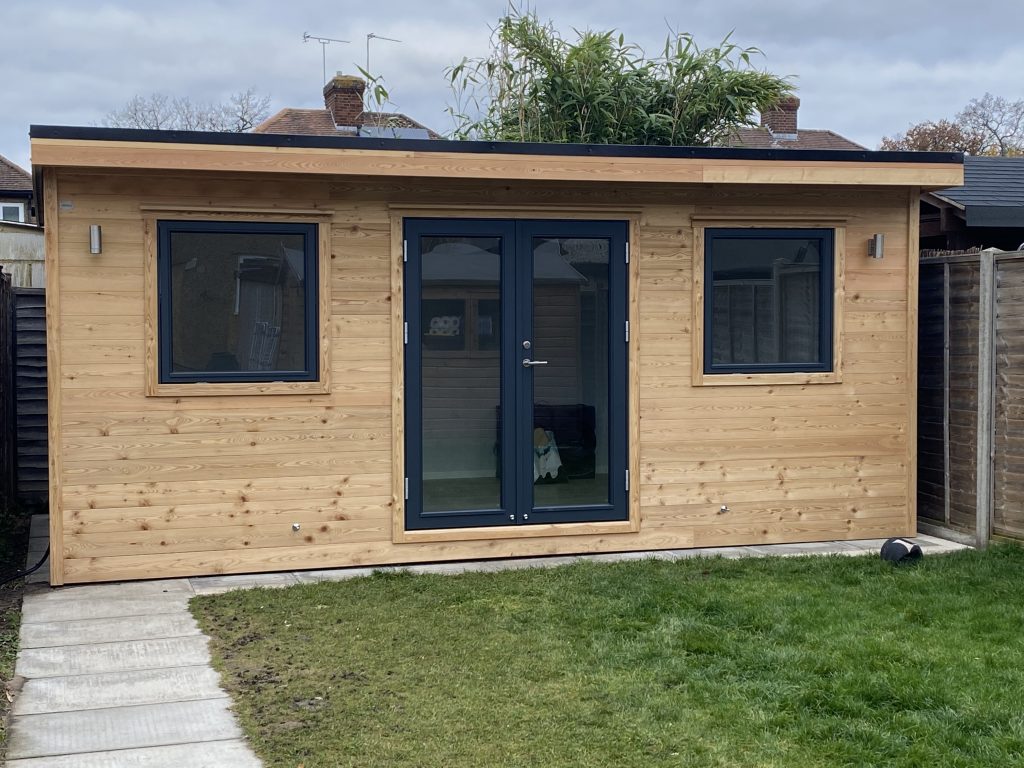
[156,219,319,384]
[703,227,834,375]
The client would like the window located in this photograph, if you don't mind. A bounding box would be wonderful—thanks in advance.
[704,228,834,374]
[156,220,319,384]
[1,203,25,222]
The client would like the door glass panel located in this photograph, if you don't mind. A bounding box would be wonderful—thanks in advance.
[531,237,610,508]
[420,236,502,513]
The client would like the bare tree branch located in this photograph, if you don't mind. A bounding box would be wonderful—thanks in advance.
[103,89,272,132]
[957,93,1024,156]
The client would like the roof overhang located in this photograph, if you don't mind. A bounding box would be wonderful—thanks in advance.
[924,191,1024,228]
[29,125,964,189]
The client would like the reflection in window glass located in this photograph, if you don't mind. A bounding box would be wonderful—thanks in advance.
[159,224,316,382]
[419,236,503,512]
[706,230,832,372]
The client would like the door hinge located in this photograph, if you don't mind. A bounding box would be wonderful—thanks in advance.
[625,469,630,492]
[404,477,409,500]
[403,239,408,263]
[625,321,630,343]
[404,322,408,345]
[625,242,630,264]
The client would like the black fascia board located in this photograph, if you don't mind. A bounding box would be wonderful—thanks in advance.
[29,124,964,166]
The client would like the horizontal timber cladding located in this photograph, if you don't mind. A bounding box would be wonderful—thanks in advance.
[49,168,916,583]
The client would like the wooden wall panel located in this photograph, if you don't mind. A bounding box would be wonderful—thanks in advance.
[50,169,915,582]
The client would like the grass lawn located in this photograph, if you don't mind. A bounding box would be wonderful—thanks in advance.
[0,506,29,760]
[192,547,1024,768]
[0,582,22,756]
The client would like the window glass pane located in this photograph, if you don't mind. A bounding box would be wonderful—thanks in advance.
[532,237,610,508]
[419,235,502,513]
[168,230,309,376]
[709,235,824,367]
[1,205,22,222]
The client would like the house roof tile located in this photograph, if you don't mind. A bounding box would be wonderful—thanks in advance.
[725,127,865,151]
[0,154,32,191]
[254,108,442,139]
[931,155,1024,227]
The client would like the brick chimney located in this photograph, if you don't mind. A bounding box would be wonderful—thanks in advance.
[760,96,800,137]
[324,73,366,127]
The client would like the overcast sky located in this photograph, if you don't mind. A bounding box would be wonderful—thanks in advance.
[4,0,1024,170]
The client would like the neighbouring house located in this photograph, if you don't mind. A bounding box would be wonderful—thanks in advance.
[921,156,1024,252]
[0,220,45,288]
[0,154,43,288]
[29,123,960,584]
[726,97,865,151]
[254,73,441,139]
[0,153,36,224]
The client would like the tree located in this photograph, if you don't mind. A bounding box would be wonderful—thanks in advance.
[880,93,1024,155]
[446,9,792,146]
[879,119,985,154]
[957,93,1024,156]
[103,88,271,132]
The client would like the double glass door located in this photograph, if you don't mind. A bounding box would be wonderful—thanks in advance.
[404,219,629,530]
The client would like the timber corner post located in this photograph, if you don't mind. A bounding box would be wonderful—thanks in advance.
[43,168,65,584]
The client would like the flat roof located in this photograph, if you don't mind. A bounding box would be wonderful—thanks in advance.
[29,124,964,190]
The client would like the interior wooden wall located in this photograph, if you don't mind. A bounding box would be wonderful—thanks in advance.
[48,169,917,583]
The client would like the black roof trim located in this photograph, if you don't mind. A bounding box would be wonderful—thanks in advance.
[30,125,963,166]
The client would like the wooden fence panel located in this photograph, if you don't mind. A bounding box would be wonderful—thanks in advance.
[14,288,47,504]
[917,262,946,523]
[993,259,1024,538]
[947,262,980,533]
[0,271,14,508]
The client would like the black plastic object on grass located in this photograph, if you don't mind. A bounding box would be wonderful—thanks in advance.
[880,537,923,565]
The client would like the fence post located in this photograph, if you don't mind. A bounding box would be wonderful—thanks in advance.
[976,249,997,549]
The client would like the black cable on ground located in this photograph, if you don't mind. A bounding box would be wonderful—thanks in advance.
[0,546,50,588]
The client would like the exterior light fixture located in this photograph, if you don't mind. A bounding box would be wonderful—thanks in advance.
[89,224,102,254]
[868,233,884,259]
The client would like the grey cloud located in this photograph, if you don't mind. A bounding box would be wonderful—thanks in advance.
[3,0,1024,169]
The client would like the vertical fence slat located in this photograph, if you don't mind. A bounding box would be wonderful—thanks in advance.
[976,250,995,548]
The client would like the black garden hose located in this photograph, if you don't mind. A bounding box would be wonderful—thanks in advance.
[0,546,50,588]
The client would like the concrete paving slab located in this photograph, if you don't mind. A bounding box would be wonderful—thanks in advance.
[6,739,261,768]
[293,566,376,583]
[189,572,299,595]
[16,636,211,678]
[6,699,246,760]
[21,595,190,624]
[13,664,226,715]
[29,515,49,538]
[747,541,861,557]
[20,612,201,649]
[28,580,195,603]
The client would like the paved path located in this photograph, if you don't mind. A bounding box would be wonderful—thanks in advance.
[7,522,967,766]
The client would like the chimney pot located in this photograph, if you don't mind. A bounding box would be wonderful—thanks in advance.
[324,73,366,127]
[760,95,800,137]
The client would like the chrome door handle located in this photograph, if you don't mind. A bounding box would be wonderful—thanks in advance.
[522,358,548,368]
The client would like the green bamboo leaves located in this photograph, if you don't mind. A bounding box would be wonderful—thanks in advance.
[446,10,793,146]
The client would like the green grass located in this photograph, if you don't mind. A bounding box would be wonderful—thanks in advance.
[0,504,29,759]
[192,547,1024,768]
[0,584,21,751]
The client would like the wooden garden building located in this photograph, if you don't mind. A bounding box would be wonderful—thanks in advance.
[29,126,962,584]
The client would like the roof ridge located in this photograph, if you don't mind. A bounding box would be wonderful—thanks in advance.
[0,153,31,179]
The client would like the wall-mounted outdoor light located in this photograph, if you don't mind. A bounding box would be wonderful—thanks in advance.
[868,233,884,259]
[89,224,102,255]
